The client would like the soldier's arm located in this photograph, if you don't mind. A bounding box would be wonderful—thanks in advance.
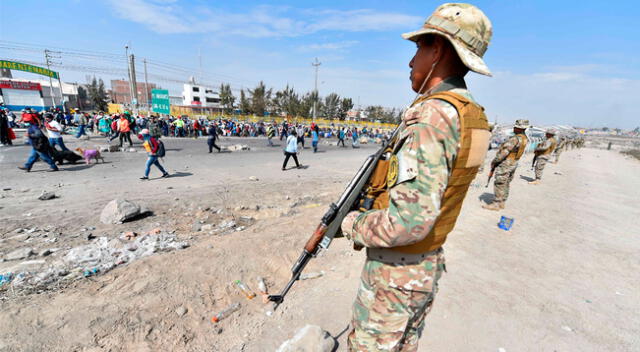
[492,136,517,165]
[342,100,459,248]
[535,139,550,152]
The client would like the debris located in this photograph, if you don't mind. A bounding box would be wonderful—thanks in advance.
[235,280,256,299]
[561,325,573,332]
[121,231,138,240]
[86,233,96,241]
[249,176,259,181]
[147,228,161,235]
[201,224,214,231]
[192,222,202,232]
[498,348,506,352]
[235,226,246,232]
[498,216,515,231]
[257,277,268,294]
[299,271,325,280]
[211,302,240,323]
[39,249,53,257]
[5,248,35,261]
[175,306,188,317]
[2,187,11,191]
[276,325,336,352]
[100,199,149,224]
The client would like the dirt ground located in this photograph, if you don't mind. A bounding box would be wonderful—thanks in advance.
[0,135,638,351]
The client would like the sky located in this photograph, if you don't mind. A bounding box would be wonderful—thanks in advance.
[0,0,639,129]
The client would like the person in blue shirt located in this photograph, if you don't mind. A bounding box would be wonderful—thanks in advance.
[282,129,302,171]
[338,127,346,147]
[311,125,320,153]
[18,118,59,172]
[351,127,359,148]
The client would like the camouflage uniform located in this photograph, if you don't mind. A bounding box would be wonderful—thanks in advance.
[534,136,556,180]
[490,134,525,204]
[342,79,469,351]
[553,137,565,163]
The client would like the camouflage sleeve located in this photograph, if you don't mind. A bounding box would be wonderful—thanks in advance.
[492,136,518,164]
[535,139,551,152]
[343,99,460,248]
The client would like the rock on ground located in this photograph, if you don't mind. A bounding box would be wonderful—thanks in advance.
[276,325,336,352]
[5,248,34,261]
[38,191,56,201]
[100,199,144,224]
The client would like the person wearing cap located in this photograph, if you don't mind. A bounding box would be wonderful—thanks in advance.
[483,119,530,210]
[44,113,70,152]
[138,128,169,180]
[339,3,493,350]
[552,135,566,164]
[530,129,558,184]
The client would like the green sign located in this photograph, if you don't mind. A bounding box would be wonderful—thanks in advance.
[0,60,59,79]
[151,89,170,114]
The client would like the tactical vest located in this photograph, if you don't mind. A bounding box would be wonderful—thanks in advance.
[541,137,557,156]
[360,91,491,254]
[506,134,527,161]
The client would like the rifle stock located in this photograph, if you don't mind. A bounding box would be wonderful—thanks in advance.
[268,125,403,309]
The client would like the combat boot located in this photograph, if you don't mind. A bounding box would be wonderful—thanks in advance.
[482,202,503,211]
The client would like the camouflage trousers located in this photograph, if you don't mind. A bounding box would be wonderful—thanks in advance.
[553,150,562,163]
[535,155,549,180]
[348,248,445,352]
[493,160,518,203]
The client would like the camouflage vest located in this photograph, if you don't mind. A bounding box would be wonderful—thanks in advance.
[392,91,490,254]
[506,134,528,161]
[541,137,557,156]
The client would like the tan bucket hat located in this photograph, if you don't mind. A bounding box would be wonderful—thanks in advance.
[402,3,493,76]
[514,119,530,129]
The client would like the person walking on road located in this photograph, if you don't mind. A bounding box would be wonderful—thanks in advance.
[483,119,529,210]
[207,123,221,153]
[337,127,346,147]
[266,123,275,146]
[282,129,302,170]
[44,113,70,151]
[139,129,169,180]
[530,129,557,185]
[18,115,59,172]
[311,125,319,153]
[117,115,133,148]
[74,110,88,139]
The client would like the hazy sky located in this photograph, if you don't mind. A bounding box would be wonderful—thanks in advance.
[1,0,638,129]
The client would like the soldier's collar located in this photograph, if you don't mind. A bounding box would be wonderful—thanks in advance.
[425,76,467,96]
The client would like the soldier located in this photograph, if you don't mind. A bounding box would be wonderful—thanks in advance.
[482,119,529,211]
[340,3,493,350]
[553,135,565,163]
[529,129,557,185]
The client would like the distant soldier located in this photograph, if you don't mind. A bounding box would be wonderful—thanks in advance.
[483,119,529,210]
[553,136,565,163]
[341,3,493,350]
[529,129,557,185]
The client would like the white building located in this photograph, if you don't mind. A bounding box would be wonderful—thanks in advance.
[182,79,220,108]
[0,78,78,112]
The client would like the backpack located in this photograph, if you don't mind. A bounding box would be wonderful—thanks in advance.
[156,139,166,157]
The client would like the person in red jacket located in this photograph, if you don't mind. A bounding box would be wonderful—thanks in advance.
[138,129,169,180]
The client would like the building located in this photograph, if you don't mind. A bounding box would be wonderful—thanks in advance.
[110,79,157,105]
[182,79,221,108]
[0,78,79,112]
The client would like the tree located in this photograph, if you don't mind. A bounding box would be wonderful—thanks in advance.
[248,81,272,116]
[273,85,299,117]
[338,97,354,120]
[239,89,251,114]
[322,93,340,118]
[219,83,236,114]
[87,77,108,111]
[77,86,88,110]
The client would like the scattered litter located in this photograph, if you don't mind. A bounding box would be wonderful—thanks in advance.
[211,302,240,323]
[299,271,325,280]
[257,277,268,295]
[554,172,563,175]
[83,267,100,277]
[561,325,573,332]
[235,280,256,299]
[38,191,57,200]
[498,348,506,352]
[302,203,321,209]
[498,216,515,231]
[175,306,188,317]
[615,291,623,296]
[249,176,259,181]
[585,299,592,303]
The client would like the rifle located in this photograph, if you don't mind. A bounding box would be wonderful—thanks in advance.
[268,125,403,310]
[531,153,538,170]
[485,163,496,188]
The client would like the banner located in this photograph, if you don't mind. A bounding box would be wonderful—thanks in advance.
[0,60,59,79]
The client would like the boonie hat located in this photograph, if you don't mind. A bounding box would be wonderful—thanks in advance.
[402,3,493,76]
[514,119,530,129]
[546,129,556,135]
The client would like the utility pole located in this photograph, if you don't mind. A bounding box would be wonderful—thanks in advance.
[43,50,58,111]
[312,57,321,120]
[143,58,150,110]
[125,44,133,108]
[129,54,139,109]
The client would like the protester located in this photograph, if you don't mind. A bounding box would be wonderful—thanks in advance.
[266,123,275,146]
[311,124,319,153]
[351,127,359,148]
[338,127,346,147]
[138,129,169,180]
[117,114,133,148]
[74,109,88,139]
[0,109,13,146]
[282,129,302,171]
[207,122,221,153]
[18,115,58,172]
[44,113,69,151]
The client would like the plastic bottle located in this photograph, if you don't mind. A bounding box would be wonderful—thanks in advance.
[257,277,267,295]
[211,302,240,323]
[235,280,256,299]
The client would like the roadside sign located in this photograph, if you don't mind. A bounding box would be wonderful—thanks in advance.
[151,89,170,114]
